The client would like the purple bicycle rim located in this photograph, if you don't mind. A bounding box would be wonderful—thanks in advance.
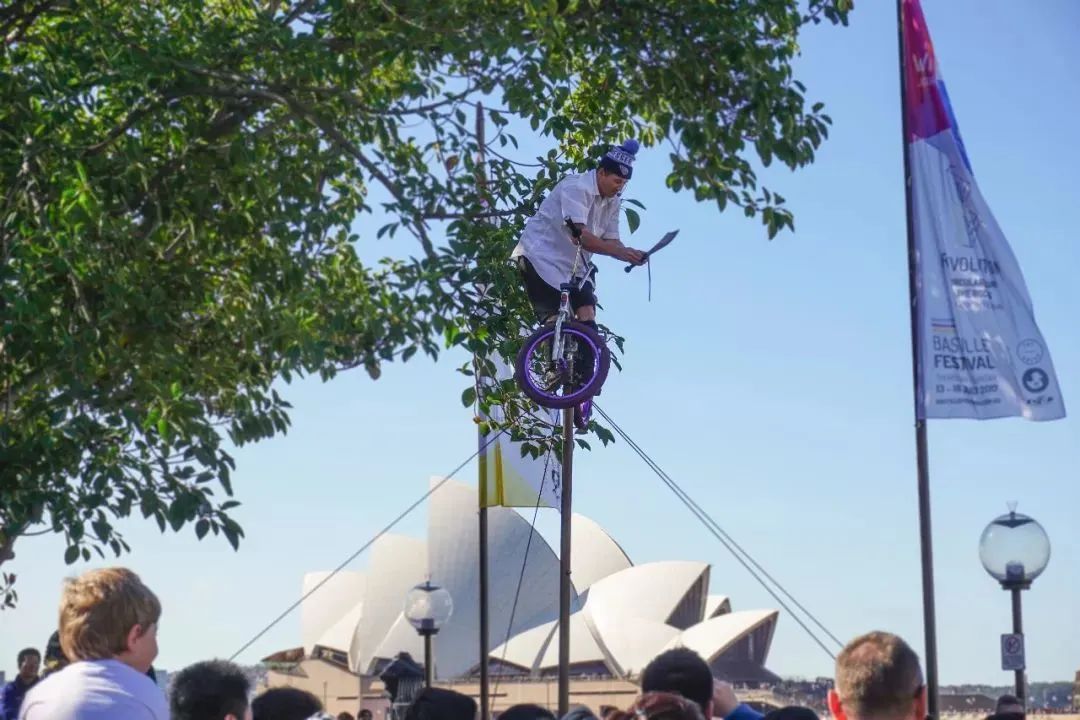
[522,326,603,405]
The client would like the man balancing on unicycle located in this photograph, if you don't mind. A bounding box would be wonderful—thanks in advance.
[510,140,649,429]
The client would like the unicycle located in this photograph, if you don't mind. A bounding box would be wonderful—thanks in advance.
[514,219,611,430]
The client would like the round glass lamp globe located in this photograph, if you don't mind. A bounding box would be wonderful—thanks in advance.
[404,581,453,633]
[978,510,1050,587]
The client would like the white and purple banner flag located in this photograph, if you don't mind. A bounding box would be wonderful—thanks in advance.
[903,0,1065,420]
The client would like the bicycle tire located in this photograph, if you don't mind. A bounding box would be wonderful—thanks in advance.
[514,320,610,409]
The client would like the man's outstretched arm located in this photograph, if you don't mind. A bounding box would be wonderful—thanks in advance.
[567,222,646,265]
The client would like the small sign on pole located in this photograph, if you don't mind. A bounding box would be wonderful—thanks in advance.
[1001,633,1025,671]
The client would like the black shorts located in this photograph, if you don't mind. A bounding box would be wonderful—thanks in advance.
[517,256,597,322]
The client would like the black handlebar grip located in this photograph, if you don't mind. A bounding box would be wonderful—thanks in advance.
[625,253,649,272]
[564,217,582,239]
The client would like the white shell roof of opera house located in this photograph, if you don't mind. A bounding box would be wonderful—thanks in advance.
[294,478,779,680]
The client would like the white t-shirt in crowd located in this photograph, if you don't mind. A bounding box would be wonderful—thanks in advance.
[511,170,621,290]
[19,659,168,720]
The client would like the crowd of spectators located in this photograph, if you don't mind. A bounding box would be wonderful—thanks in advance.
[1,567,1043,720]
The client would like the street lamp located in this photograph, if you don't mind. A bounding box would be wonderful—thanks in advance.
[979,503,1051,707]
[403,580,453,689]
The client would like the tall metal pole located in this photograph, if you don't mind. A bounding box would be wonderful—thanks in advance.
[423,632,434,689]
[478,505,491,716]
[475,102,492,720]
[558,407,574,717]
[896,2,940,718]
[1011,588,1025,704]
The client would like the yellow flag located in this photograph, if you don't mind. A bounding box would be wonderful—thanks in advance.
[477,354,561,509]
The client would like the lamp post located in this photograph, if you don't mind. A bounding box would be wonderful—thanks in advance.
[979,503,1051,707]
[404,580,453,689]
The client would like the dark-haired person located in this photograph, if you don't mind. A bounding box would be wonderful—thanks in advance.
[38,632,67,681]
[991,694,1025,720]
[251,687,323,720]
[170,659,252,720]
[1,648,40,719]
[606,692,705,720]
[500,703,556,720]
[641,648,762,720]
[565,706,601,720]
[403,687,476,720]
[827,631,926,720]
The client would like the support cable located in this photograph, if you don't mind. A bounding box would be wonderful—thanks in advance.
[228,427,510,662]
[593,404,842,659]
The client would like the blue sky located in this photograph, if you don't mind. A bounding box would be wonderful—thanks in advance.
[2,0,1077,687]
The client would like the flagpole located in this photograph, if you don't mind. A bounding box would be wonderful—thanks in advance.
[558,407,574,717]
[475,102,492,720]
[896,2,940,718]
[478,503,491,718]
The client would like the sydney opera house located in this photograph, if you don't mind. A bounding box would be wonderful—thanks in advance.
[262,478,780,716]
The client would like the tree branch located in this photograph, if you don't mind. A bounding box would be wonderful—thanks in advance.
[1,0,57,46]
[82,97,173,157]
[237,86,439,259]
[421,207,521,221]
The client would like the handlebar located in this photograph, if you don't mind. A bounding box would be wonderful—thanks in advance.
[564,216,583,241]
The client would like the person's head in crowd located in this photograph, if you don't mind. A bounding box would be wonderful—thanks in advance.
[41,630,68,678]
[500,704,556,720]
[251,687,323,720]
[16,647,41,683]
[358,711,373,720]
[59,567,161,673]
[605,692,706,720]
[985,694,1025,720]
[564,705,600,720]
[337,713,355,720]
[828,631,925,720]
[640,648,714,716]
[170,659,252,720]
[403,687,477,720]
[989,695,1023,716]
[995,695,1022,713]
[764,706,821,720]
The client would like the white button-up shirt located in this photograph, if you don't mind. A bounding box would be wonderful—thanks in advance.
[511,171,621,290]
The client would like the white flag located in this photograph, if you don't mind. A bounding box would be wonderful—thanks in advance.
[904,0,1065,420]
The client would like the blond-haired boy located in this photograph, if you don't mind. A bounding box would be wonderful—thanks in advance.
[19,567,167,719]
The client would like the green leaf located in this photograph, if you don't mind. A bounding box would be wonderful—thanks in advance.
[64,546,80,565]
[195,519,210,539]
[461,386,477,407]
[167,499,187,532]
[221,521,243,551]
[624,208,640,234]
